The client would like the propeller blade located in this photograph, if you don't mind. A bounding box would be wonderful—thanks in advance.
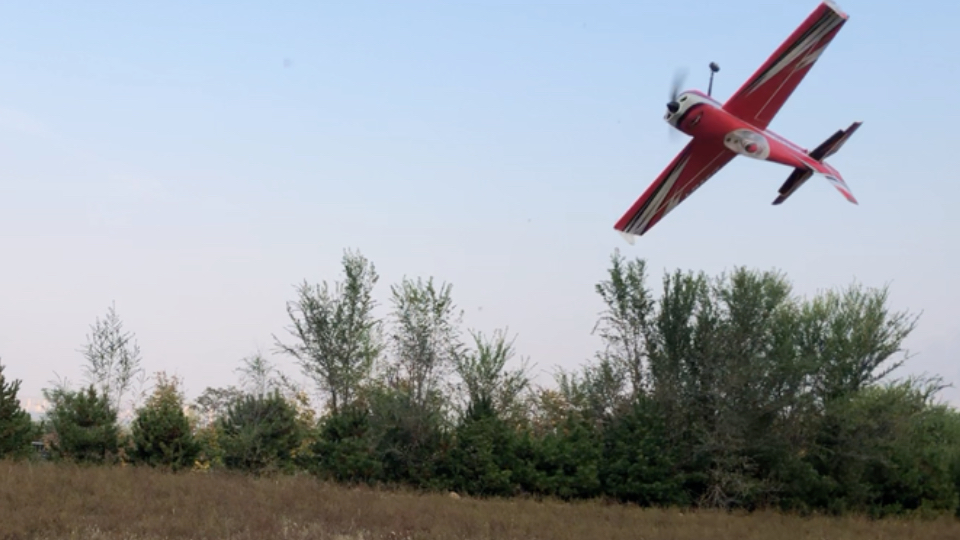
[666,68,687,143]
[669,68,687,102]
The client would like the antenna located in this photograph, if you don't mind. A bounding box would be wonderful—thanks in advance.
[707,62,720,97]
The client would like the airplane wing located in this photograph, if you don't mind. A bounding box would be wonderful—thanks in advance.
[722,1,848,130]
[614,137,736,240]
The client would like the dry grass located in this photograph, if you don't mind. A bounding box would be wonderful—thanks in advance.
[1,461,959,540]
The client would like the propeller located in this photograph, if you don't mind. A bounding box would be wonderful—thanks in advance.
[666,68,687,142]
[666,69,686,114]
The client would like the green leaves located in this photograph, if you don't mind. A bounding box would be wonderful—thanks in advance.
[217,390,303,475]
[42,385,120,465]
[387,276,462,409]
[593,250,655,397]
[16,247,957,518]
[276,249,382,415]
[0,358,35,459]
[587,254,927,511]
[453,328,531,423]
[130,373,199,471]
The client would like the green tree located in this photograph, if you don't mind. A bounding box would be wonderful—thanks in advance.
[0,358,36,459]
[191,385,244,430]
[360,275,466,488]
[217,389,303,474]
[600,396,687,506]
[312,404,383,484]
[443,396,533,497]
[592,250,656,399]
[534,410,603,500]
[130,372,200,471]
[797,378,960,517]
[364,381,450,488]
[584,253,923,511]
[799,283,919,403]
[554,358,629,428]
[276,249,382,415]
[386,276,462,408]
[42,384,120,464]
[453,328,532,423]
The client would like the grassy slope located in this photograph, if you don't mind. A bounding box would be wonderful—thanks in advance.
[2,461,959,540]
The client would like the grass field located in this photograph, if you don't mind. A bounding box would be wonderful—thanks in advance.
[2,461,960,540]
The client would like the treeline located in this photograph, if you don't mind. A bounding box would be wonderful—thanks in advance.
[2,249,959,518]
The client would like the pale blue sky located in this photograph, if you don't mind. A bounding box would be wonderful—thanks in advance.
[1,0,958,411]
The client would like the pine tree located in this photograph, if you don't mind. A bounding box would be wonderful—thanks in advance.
[0,358,35,459]
[217,390,303,474]
[131,372,200,471]
[43,384,120,464]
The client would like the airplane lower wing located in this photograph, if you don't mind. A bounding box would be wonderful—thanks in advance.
[722,1,848,130]
[614,137,736,241]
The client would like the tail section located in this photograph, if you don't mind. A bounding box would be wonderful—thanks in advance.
[773,121,861,205]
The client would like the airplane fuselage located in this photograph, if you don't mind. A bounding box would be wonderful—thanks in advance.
[664,89,840,178]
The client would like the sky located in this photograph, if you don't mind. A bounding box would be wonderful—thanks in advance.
[1,0,958,414]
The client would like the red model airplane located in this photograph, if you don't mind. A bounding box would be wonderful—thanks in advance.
[614,0,860,243]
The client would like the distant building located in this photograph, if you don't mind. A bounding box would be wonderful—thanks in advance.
[19,396,49,420]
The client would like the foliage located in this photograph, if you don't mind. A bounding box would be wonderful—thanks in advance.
[443,397,530,497]
[311,404,383,484]
[130,372,200,471]
[0,358,36,459]
[79,302,146,417]
[42,384,120,464]
[18,248,960,519]
[385,276,462,409]
[599,396,688,506]
[217,389,303,474]
[275,249,382,415]
[453,328,532,423]
[592,250,655,398]
[191,385,244,430]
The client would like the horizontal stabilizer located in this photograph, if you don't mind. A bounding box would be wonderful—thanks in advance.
[773,120,861,205]
[810,121,862,161]
[773,167,814,205]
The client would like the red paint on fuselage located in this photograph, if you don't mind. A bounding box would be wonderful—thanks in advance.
[673,99,833,176]
[675,101,744,139]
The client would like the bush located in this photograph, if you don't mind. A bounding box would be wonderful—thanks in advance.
[43,385,120,464]
[131,373,200,471]
[217,390,303,474]
[0,359,36,459]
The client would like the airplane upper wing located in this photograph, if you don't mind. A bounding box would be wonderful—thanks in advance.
[614,137,736,240]
[722,1,848,130]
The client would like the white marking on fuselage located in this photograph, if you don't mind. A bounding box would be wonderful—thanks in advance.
[764,128,809,154]
[723,129,771,160]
